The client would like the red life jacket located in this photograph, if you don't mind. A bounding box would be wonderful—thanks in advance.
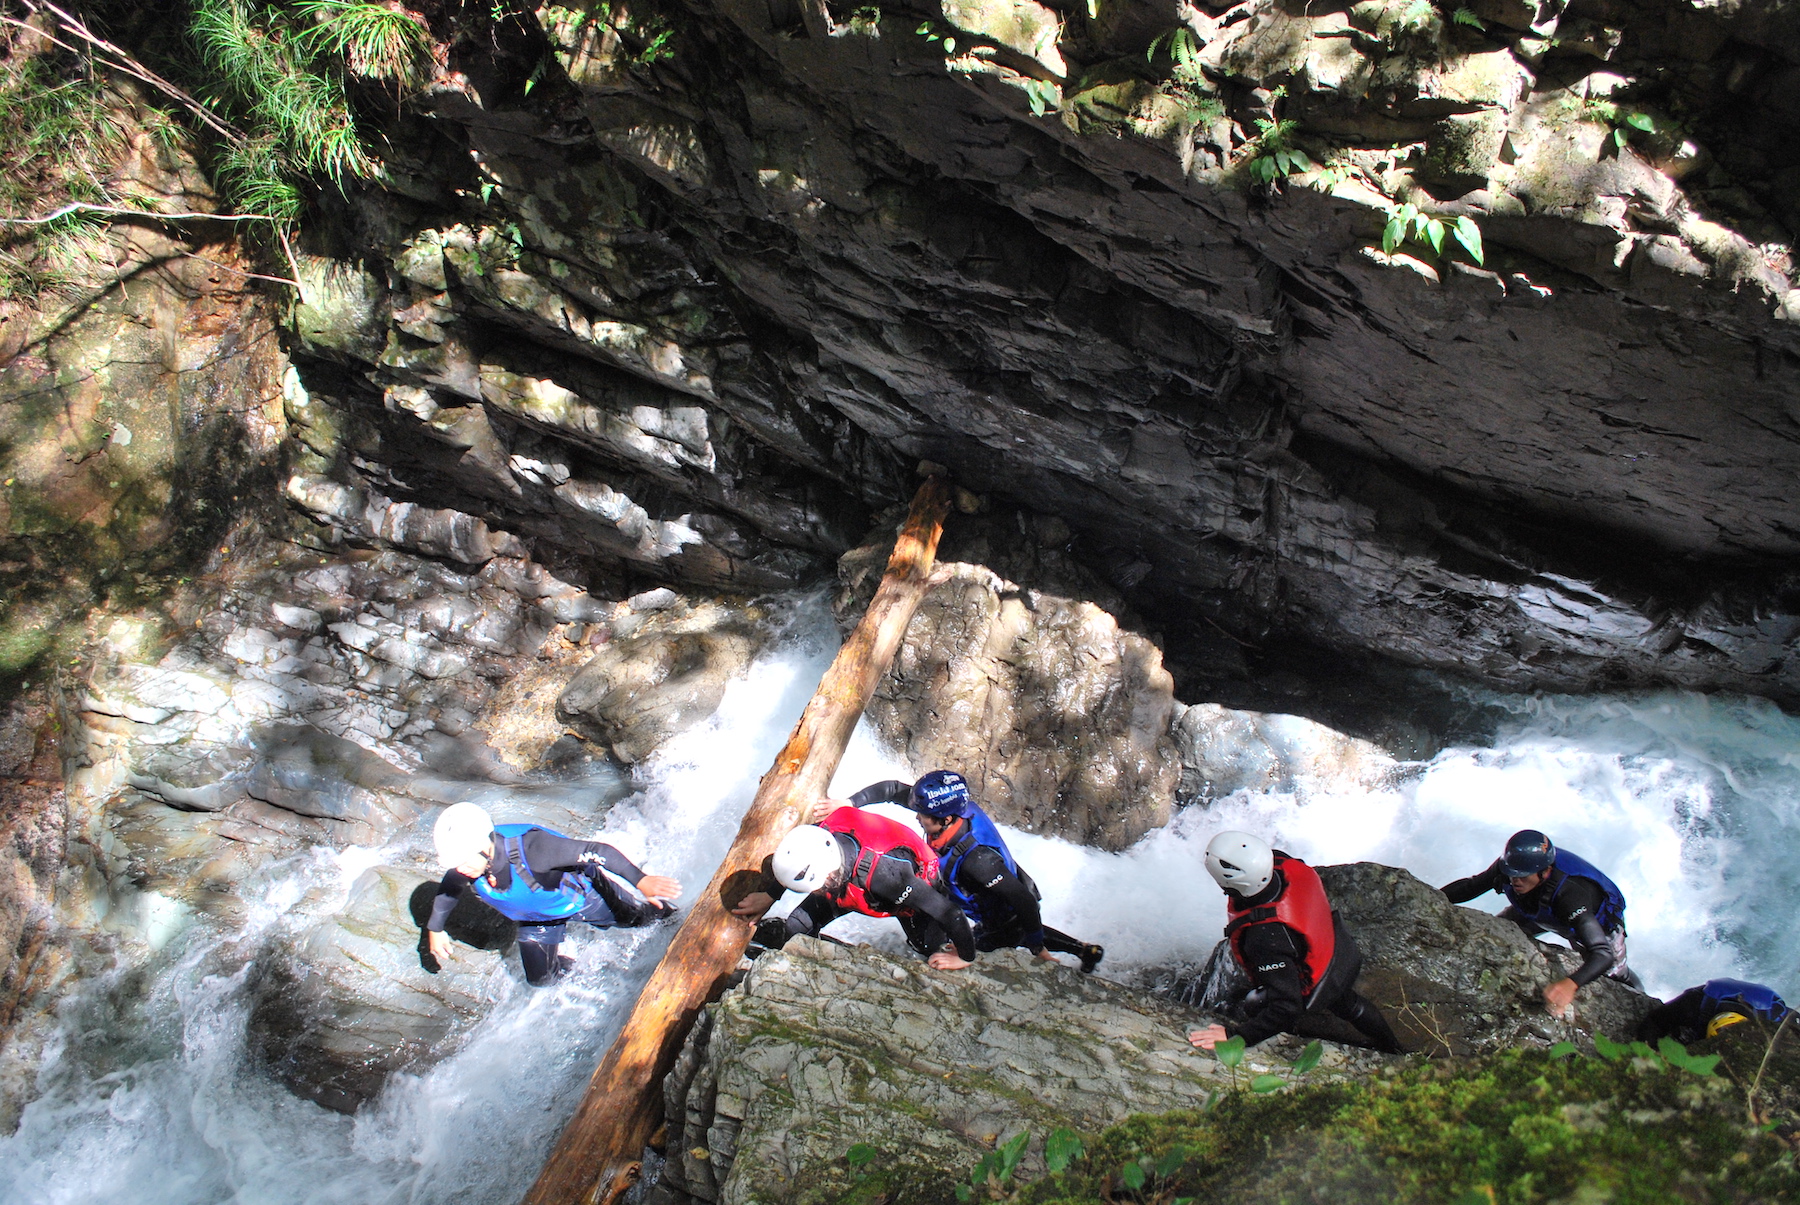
[1224,852,1336,1000]
[820,806,939,918]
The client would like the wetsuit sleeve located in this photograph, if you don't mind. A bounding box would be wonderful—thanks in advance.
[866,858,976,961]
[426,871,471,932]
[1637,987,1709,1044]
[1552,877,1616,986]
[848,780,915,809]
[520,831,647,885]
[1440,859,1506,904]
[959,846,1045,951]
[1228,923,1308,1047]
[781,892,844,941]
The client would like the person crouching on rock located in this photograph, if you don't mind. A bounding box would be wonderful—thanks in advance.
[1637,978,1792,1045]
[425,802,682,986]
[728,802,977,965]
[1440,828,1643,1017]
[1187,831,1404,1055]
[814,769,1104,973]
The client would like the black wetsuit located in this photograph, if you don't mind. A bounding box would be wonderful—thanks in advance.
[846,781,1090,959]
[754,831,977,962]
[428,831,667,985]
[1441,859,1638,989]
[1223,875,1404,1052]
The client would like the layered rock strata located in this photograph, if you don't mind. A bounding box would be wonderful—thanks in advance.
[260,0,1800,705]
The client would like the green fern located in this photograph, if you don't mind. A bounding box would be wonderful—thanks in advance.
[1246,116,1315,184]
[1451,6,1486,28]
[1147,27,1202,82]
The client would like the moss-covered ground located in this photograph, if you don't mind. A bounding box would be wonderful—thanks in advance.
[982,1034,1800,1205]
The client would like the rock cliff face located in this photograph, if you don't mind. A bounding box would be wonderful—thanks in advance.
[258,0,1800,715]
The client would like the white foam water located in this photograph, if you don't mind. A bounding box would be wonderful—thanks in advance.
[0,597,842,1205]
[4,591,1799,1202]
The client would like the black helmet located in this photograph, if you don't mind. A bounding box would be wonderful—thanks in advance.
[910,769,972,819]
[1501,829,1556,878]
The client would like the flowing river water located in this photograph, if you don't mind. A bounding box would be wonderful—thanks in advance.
[3,595,1798,1203]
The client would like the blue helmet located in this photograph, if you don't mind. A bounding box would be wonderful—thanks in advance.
[1501,829,1556,878]
[910,769,972,819]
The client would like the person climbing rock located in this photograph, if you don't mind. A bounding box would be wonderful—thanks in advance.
[1187,831,1404,1054]
[1440,829,1643,1016]
[815,769,1104,973]
[729,802,977,964]
[425,802,682,986]
[1637,978,1792,1044]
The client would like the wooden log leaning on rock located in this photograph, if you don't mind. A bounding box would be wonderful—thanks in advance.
[524,473,955,1205]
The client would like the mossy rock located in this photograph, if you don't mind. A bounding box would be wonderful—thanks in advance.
[1012,1045,1800,1204]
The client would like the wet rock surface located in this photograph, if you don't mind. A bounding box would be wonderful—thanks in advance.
[558,592,780,764]
[652,877,1655,1205]
[652,938,1271,1205]
[838,510,1179,849]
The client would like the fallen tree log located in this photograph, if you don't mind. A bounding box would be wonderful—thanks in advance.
[524,472,955,1205]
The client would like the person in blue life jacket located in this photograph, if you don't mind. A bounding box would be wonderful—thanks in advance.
[1637,978,1792,1044]
[807,769,1105,973]
[1440,829,1644,1017]
[425,802,682,986]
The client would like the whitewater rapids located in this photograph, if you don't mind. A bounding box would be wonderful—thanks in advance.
[3,595,1796,1203]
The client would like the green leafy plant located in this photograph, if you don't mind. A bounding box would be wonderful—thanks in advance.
[1144,26,1222,129]
[1246,118,1314,183]
[1211,1032,1248,1091]
[1115,1144,1196,1198]
[916,19,959,55]
[1571,97,1664,157]
[955,1130,1030,1202]
[1145,27,1200,78]
[1021,78,1059,116]
[1589,1030,1720,1075]
[1044,1128,1084,1174]
[1451,6,1485,29]
[1381,202,1485,265]
[1243,89,1314,184]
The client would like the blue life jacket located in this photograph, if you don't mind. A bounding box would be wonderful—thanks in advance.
[1702,978,1791,1023]
[1502,849,1626,936]
[937,805,1020,930]
[470,823,594,924]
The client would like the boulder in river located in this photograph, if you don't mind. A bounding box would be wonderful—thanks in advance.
[246,865,515,1114]
[557,594,778,764]
[837,512,1180,850]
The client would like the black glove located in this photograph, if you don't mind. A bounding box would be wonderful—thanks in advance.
[753,916,791,949]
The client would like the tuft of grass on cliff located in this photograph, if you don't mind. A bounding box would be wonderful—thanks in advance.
[1006,1043,1799,1205]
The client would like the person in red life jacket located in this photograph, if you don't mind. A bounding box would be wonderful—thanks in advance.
[426,802,682,986]
[1637,978,1792,1045]
[728,803,977,963]
[1186,832,1404,1054]
[816,769,1105,973]
[1440,829,1643,1017]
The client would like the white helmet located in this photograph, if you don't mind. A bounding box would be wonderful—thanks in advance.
[1205,831,1274,894]
[772,825,843,892]
[433,802,495,870]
